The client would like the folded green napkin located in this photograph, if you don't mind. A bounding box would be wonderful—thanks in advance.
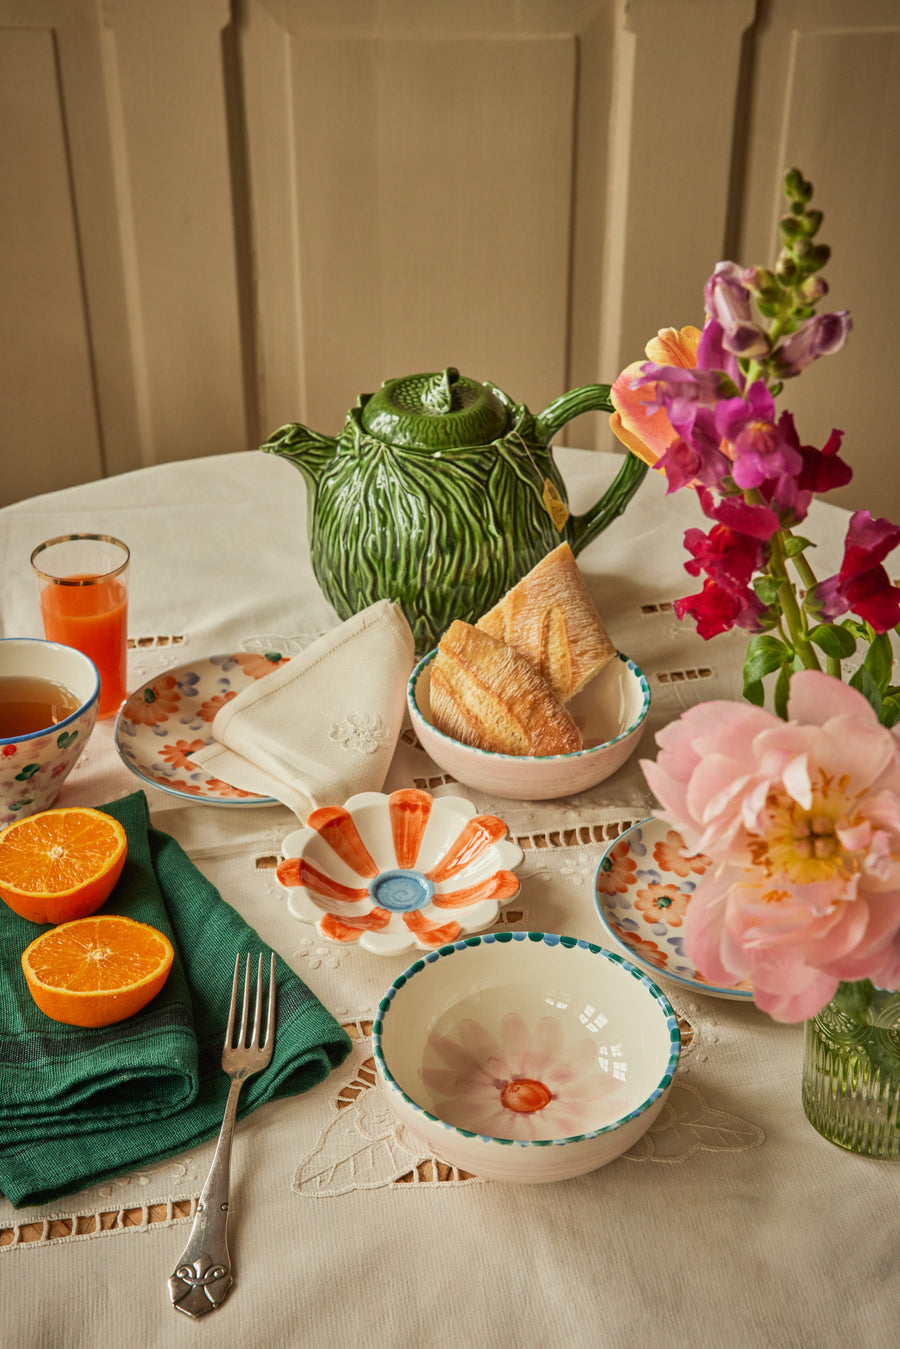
[0,791,351,1209]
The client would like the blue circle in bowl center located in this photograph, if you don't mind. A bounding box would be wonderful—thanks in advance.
[370,869,434,912]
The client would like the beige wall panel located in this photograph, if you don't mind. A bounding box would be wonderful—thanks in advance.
[100,0,251,465]
[243,0,612,446]
[735,0,900,519]
[591,0,757,453]
[0,25,103,503]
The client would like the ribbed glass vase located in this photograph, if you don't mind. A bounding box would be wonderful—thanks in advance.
[802,981,900,1158]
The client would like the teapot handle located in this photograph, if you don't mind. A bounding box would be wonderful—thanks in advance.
[534,384,649,556]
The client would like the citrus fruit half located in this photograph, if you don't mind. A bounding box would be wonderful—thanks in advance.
[21,915,174,1027]
[0,807,127,924]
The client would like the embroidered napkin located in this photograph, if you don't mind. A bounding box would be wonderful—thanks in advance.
[0,791,351,1210]
[190,600,416,818]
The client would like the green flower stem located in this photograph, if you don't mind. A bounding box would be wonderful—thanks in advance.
[780,530,842,677]
[768,531,821,670]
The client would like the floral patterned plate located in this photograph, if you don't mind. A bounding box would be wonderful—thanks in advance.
[276,789,524,956]
[114,652,289,806]
[593,817,753,1001]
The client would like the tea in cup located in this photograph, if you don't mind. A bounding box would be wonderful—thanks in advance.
[0,638,100,826]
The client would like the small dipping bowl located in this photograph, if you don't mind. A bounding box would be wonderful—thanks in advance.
[407,649,650,799]
[373,932,680,1182]
[0,638,100,826]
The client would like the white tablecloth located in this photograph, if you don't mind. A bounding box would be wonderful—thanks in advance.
[0,449,896,1348]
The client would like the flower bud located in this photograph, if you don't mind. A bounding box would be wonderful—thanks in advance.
[721,322,770,358]
[777,311,852,374]
[799,275,829,304]
[783,168,812,203]
[776,254,799,284]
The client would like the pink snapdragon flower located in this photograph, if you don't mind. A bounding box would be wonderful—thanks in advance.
[815,510,900,632]
[641,672,900,1021]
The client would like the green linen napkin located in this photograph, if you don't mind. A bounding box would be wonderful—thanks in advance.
[0,791,351,1209]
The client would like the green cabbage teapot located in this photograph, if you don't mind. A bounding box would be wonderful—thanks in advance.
[261,367,647,653]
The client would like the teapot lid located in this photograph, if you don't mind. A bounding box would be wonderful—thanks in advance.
[360,368,509,448]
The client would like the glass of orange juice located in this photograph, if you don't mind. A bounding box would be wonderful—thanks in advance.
[31,534,130,719]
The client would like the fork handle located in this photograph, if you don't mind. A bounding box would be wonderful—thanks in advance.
[168,1075,244,1318]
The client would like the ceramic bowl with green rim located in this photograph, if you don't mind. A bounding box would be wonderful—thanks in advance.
[407,649,650,800]
[372,931,680,1182]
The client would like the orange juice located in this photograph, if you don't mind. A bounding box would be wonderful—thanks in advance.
[40,575,128,718]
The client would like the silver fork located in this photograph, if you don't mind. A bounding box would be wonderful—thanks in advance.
[168,953,277,1319]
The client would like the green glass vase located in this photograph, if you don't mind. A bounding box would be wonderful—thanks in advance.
[801,980,900,1158]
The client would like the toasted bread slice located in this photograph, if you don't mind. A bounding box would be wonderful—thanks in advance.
[477,542,615,701]
[429,621,581,756]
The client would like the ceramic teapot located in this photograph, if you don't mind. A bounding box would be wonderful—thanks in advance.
[261,368,647,654]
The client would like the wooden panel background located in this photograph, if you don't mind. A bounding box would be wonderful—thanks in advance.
[1,0,897,522]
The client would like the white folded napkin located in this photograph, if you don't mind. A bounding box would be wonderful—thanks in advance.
[190,601,415,818]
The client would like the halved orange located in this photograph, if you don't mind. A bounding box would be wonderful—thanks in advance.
[0,807,127,924]
[21,915,174,1027]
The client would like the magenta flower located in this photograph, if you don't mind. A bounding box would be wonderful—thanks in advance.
[815,511,900,632]
[776,311,852,376]
[683,524,765,592]
[697,486,781,542]
[715,382,804,490]
[673,577,767,639]
[657,408,732,494]
[705,262,753,326]
[641,672,900,1021]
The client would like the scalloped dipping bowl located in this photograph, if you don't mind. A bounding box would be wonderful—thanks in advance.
[373,932,680,1182]
[407,650,650,800]
[276,789,524,957]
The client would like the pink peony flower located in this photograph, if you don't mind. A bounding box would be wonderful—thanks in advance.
[641,671,900,1021]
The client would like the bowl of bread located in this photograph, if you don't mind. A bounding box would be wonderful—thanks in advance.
[407,544,650,800]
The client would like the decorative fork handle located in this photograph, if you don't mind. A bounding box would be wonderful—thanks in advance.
[168,1074,245,1318]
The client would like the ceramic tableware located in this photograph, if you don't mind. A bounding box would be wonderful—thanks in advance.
[372,932,680,1182]
[262,367,647,653]
[407,649,650,799]
[0,638,100,826]
[593,817,754,1001]
[276,788,523,956]
[115,652,290,806]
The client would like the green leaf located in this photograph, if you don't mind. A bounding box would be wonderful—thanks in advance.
[743,679,765,707]
[773,664,792,720]
[842,617,871,643]
[743,634,791,686]
[783,535,814,557]
[807,623,856,659]
[752,575,782,606]
[881,695,900,729]
[863,632,893,690]
[849,664,883,719]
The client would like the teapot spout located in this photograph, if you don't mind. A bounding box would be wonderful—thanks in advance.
[260,422,337,494]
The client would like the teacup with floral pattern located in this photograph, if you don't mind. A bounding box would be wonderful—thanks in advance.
[0,638,100,826]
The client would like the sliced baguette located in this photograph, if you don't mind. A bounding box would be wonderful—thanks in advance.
[476,542,615,701]
[429,620,582,756]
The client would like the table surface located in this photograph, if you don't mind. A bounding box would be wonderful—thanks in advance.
[0,449,897,1349]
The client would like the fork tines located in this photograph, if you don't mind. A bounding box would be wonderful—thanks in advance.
[226,952,276,1054]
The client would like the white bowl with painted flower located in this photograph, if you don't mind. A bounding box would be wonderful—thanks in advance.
[276,789,523,956]
[0,638,100,827]
[407,649,650,800]
[372,932,680,1182]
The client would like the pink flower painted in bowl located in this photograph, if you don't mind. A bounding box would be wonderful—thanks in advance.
[421,1011,627,1141]
[276,789,524,956]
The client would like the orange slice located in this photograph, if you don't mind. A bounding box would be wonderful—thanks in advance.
[21,915,174,1027]
[0,807,127,924]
